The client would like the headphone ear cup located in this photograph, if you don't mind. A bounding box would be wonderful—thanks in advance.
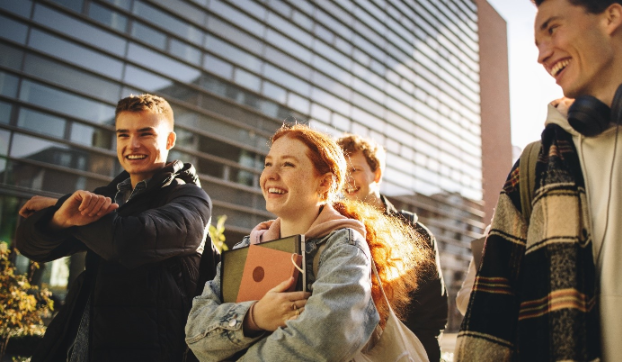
[568,95,611,137]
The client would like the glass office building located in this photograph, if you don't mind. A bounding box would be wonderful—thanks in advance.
[0,0,498,331]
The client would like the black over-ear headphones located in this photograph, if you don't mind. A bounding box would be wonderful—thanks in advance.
[568,84,622,137]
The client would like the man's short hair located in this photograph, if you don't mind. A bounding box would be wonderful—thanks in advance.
[533,0,622,13]
[337,134,386,174]
[115,94,174,128]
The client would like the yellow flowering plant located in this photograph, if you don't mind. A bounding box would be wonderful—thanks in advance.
[0,242,53,358]
[209,215,228,253]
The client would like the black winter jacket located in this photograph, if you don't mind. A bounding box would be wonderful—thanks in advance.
[16,161,214,361]
[382,195,448,362]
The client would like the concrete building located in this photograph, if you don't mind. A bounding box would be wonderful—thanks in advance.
[0,0,511,331]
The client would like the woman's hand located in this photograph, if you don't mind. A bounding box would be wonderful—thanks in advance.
[244,277,311,333]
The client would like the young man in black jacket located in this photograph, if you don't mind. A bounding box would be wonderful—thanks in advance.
[16,94,215,361]
[338,134,448,361]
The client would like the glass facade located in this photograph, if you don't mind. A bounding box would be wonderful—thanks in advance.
[0,0,487,331]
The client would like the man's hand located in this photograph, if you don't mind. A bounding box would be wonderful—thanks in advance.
[49,190,119,230]
[19,196,59,218]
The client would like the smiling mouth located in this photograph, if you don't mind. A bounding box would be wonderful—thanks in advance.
[551,59,570,77]
[127,155,147,160]
[268,187,286,194]
[345,187,359,194]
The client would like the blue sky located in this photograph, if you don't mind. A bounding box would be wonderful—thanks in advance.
[487,0,563,149]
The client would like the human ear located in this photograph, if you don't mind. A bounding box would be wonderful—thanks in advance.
[604,3,622,35]
[373,167,383,184]
[317,173,334,198]
[167,131,176,150]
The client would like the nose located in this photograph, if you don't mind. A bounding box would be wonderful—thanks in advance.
[537,39,552,65]
[130,135,141,149]
[260,165,279,184]
[346,174,354,185]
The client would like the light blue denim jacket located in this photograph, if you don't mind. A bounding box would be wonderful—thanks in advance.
[185,228,379,361]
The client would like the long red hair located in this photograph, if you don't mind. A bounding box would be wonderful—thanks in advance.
[271,124,432,326]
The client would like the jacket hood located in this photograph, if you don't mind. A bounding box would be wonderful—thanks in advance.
[544,99,579,136]
[250,203,366,244]
[158,160,201,188]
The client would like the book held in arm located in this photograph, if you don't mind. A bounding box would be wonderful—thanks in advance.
[220,234,306,303]
[236,244,303,302]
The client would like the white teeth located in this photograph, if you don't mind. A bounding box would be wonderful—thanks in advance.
[346,187,359,193]
[127,155,147,160]
[268,187,285,194]
[551,59,570,77]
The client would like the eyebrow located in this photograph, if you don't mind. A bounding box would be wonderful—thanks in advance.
[116,127,156,134]
[265,154,300,161]
[540,16,563,32]
[535,16,561,45]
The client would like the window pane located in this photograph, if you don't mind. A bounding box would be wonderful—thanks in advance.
[205,36,262,73]
[133,1,203,45]
[263,64,310,95]
[48,0,83,12]
[0,15,28,44]
[0,0,32,17]
[88,2,128,32]
[123,65,173,92]
[28,30,124,79]
[148,0,206,25]
[203,54,233,79]
[10,133,68,159]
[101,0,131,11]
[170,39,201,65]
[6,160,103,195]
[206,17,263,55]
[17,108,66,139]
[262,81,286,104]
[0,71,19,98]
[0,101,11,125]
[127,43,201,83]
[0,130,9,156]
[0,43,24,71]
[23,54,121,104]
[70,122,113,149]
[208,1,265,36]
[10,133,115,176]
[33,4,127,55]
[234,69,261,92]
[19,80,115,124]
[131,22,166,50]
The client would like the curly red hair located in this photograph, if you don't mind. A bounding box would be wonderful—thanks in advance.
[270,124,432,327]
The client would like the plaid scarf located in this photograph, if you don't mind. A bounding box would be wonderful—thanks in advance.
[455,124,601,361]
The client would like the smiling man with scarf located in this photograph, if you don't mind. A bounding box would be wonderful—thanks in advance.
[456,0,622,361]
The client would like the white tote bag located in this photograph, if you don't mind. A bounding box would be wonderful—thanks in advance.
[352,262,429,362]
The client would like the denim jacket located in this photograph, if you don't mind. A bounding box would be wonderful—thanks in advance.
[185,228,379,361]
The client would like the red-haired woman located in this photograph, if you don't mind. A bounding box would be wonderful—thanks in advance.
[185,124,430,361]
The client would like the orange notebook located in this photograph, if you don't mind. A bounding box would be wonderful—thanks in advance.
[236,244,303,302]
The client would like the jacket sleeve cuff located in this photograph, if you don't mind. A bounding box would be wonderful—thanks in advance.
[218,301,266,343]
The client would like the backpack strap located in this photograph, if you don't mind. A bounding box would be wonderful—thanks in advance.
[519,140,541,223]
